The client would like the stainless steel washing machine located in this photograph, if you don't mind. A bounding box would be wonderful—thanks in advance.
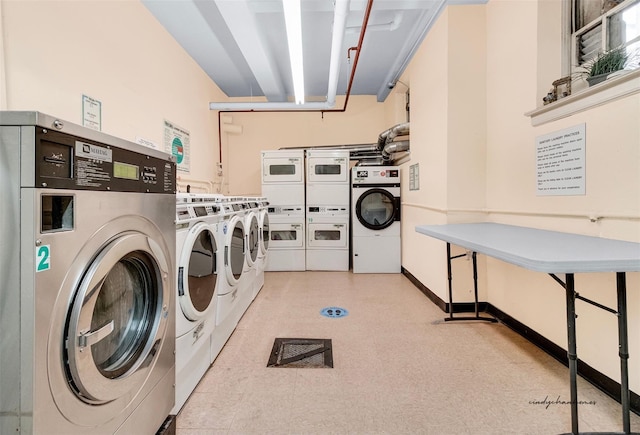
[0,112,176,434]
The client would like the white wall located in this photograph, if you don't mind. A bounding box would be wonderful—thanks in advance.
[1,0,225,191]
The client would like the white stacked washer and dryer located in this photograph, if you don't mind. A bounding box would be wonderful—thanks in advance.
[261,149,306,271]
[305,149,350,271]
[0,112,175,434]
[173,193,222,414]
[351,166,402,273]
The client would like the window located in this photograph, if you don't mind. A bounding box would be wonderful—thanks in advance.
[572,0,640,72]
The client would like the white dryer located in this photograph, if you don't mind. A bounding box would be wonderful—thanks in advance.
[351,166,401,273]
[173,197,221,414]
[306,149,350,205]
[0,112,175,434]
[265,205,306,271]
[261,149,305,206]
[306,205,349,271]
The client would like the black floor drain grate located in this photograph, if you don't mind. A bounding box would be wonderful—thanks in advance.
[267,338,333,368]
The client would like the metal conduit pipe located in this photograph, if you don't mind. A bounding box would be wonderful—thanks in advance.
[279,143,378,152]
[377,122,410,150]
[382,139,410,160]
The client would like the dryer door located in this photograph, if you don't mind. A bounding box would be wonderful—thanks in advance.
[269,222,304,248]
[262,155,303,183]
[224,216,245,286]
[178,222,218,321]
[306,156,348,183]
[355,188,400,231]
[65,232,170,404]
[308,222,348,248]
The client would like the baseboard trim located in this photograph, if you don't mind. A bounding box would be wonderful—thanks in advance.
[401,267,489,315]
[402,267,447,312]
[402,267,640,415]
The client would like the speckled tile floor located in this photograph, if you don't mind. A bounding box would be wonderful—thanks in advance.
[175,271,640,435]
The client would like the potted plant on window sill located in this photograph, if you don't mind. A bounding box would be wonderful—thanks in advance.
[580,46,631,86]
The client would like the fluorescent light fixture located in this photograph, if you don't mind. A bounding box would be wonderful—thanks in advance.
[283,0,305,104]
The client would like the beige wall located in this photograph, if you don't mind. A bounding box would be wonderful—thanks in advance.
[399,0,640,392]
[220,95,391,195]
[1,0,225,192]
[400,6,488,304]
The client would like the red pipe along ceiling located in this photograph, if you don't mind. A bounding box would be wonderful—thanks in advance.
[216,0,375,163]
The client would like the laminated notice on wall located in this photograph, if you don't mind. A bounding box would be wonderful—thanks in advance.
[82,95,101,131]
[164,120,190,173]
[409,163,419,191]
[536,123,586,196]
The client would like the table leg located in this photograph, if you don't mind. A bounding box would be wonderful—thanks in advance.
[473,251,480,318]
[447,243,454,320]
[617,272,631,434]
[565,273,579,435]
[444,246,496,323]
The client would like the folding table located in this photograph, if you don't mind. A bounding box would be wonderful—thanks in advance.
[416,222,640,435]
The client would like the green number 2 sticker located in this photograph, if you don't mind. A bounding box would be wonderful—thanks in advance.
[36,245,51,272]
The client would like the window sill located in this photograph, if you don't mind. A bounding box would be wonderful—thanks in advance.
[525,69,640,126]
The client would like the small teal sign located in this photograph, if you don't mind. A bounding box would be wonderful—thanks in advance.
[320,307,348,318]
[36,245,51,272]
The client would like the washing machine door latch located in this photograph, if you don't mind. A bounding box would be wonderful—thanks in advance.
[78,320,114,349]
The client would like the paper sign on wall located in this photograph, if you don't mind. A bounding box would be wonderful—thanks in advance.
[536,123,586,196]
[164,120,190,173]
[82,95,101,131]
[409,163,419,191]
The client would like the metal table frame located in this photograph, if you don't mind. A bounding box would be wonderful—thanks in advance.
[415,223,640,435]
[445,243,497,323]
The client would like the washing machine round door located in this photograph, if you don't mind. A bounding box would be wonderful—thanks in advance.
[260,211,270,254]
[225,216,245,285]
[246,214,259,266]
[65,232,170,404]
[179,222,218,320]
[355,188,399,230]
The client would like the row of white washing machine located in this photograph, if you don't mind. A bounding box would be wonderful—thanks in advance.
[173,193,269,413]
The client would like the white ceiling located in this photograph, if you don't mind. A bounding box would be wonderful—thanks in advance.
[143,0,481,106]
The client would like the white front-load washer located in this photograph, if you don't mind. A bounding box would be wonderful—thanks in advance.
[0,112,175,434]
[173,196,222,414]
[351,166,401,273]
[210,196,247,363]
[243,198,261,301]
[254,197,270,298]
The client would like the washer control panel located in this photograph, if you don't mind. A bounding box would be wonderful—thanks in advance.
[35,128,175,193]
